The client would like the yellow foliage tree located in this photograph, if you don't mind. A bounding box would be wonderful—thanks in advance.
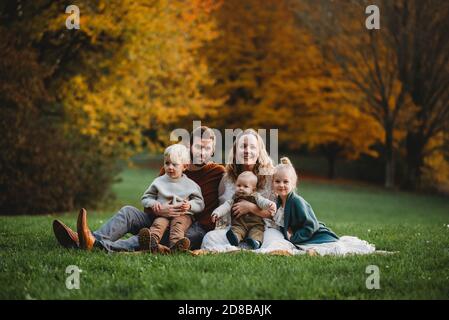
[40,0,221,157]
[204,0,383,177]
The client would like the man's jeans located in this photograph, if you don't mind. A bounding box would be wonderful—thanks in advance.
[93,205,207,252]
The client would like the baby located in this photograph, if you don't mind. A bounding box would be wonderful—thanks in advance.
[211,171,276,249]
[139,144,205,253]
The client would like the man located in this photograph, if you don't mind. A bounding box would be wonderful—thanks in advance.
[52,126,225,252]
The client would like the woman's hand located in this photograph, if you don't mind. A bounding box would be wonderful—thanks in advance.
[232,200,273,219]
[232,200,256,219]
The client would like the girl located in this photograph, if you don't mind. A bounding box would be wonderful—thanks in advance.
[271,157,338,247]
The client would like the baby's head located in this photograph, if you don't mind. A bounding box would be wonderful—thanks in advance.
[273,157,298,197]
[235,171,258,196]
[163,144,190,179]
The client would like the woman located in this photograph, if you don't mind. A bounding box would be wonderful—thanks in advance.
[202,129,375,256]
[201,129,276,251]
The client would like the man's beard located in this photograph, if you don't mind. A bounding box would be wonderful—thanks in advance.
[192,157,208,167]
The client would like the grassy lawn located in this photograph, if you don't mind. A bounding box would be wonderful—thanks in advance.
[1,167,449,299]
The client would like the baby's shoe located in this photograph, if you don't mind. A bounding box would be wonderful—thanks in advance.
[245,237,261,249]
[226,229,239,246]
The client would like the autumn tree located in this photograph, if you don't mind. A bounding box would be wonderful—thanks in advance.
[205,0,382,177]
[293,0,416,188]
[0,0,220,214]
[384,0,449,188]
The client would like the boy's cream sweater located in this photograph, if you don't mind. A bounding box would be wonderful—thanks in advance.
[141,174,205,216]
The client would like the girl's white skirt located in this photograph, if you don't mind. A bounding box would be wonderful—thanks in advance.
[201,226,376,256]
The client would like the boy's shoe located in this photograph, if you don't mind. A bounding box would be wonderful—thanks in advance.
[226,229,240,246]
[53,220,79,249]
[245,237,261,249]
[170,237,191,253]
[157,244,171,254]
[138,228,159,253]
[77,208,96,251]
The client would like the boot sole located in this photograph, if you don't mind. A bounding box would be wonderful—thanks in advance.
[53,220,78,249]
[138,229,159,253]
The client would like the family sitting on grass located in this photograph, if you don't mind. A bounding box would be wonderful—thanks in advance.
[53,126,375,256]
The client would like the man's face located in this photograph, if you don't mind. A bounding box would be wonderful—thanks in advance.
[191,138,214,165]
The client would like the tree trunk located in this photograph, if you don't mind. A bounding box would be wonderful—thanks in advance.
[326,153,336,180]
[320,143,341,180]
[404,131,426,189]
[385,122,395,188]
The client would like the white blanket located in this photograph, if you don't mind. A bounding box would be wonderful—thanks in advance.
[201,227,376,256]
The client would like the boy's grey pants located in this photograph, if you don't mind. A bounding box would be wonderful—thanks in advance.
[92,205,207,252]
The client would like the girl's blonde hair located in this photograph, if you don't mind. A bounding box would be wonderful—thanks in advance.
[274,157,298,186]
[225,129,274,190]
[164,144,190,165]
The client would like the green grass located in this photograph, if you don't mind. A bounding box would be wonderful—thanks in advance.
[1,167,449,299]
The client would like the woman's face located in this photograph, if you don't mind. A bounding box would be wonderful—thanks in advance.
[235,134,260,166]
[273,169,294,197]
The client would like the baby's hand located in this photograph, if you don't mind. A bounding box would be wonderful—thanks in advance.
[152,202,162,213]
[268,203,276,216]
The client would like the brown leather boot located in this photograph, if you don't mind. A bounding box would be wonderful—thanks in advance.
[157,244,171,255]
[53,220,79,249]
[138,228,171,254]
[170,237,191,253]
[77,208,96,251]
[138,228,159,253]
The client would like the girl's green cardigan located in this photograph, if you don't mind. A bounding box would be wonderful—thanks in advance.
[277,191,339,245]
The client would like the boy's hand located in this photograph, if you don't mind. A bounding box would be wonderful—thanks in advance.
[152,202,162,214]
[180,200,191,212]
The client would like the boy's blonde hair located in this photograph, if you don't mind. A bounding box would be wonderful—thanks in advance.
[164,144,190,165]
[274,157,298,186]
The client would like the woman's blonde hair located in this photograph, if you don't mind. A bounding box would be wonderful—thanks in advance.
[274,157,298,186]
[225,129,274,189]
[164,144,190,165]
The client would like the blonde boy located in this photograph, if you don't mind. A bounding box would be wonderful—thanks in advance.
[139,144,205,253]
